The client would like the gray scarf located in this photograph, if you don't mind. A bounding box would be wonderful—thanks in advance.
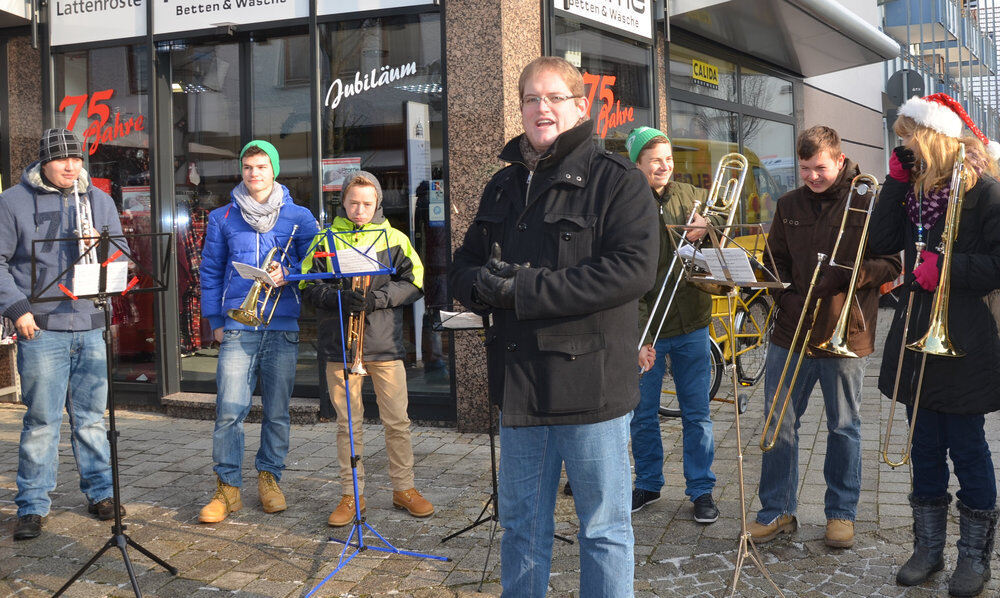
[232,182,284,233]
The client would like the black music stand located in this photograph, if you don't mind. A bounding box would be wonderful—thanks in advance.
[668,222,787,598]
[28,228,177,597]
[289,229,450,597]
[433,309,572,592]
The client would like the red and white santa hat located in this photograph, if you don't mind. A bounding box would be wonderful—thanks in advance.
[898,93,1000,161]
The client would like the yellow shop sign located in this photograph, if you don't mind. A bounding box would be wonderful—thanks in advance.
[692,59,719,88]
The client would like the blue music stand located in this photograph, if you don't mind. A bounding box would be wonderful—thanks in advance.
[288,228,450,596]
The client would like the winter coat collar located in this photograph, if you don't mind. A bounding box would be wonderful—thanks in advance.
[499,120,596,186]
[22,161,91,196]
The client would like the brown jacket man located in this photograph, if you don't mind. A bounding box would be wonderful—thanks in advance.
[768,158,902,357]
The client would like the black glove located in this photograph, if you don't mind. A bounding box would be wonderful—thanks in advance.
[893,146,917,171]
[345,289,377,314]
[309,282,346,312]
[472,243,525,310]
[812,264,853,298]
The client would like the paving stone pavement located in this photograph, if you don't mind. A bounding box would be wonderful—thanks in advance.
[2,309,1000,597]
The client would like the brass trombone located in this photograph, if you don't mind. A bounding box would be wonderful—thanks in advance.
[347,275,372,375]
[882,146,969,468]
[638,153,748,354]
[760,174,878,452]
[228,225,299,327]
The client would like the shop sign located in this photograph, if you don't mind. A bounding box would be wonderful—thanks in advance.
[322,157,362,192]
[429,180,444,227]
[556,0,651,41]
[59,89,145,155]
[325,62,418,111]
[50,0,145,46]
[317,0,432,14]
[583,71,636,139]
[155,0,307,35]
[692,59,720,89]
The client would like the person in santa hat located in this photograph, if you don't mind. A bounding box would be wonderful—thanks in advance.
[869,93,1000,597]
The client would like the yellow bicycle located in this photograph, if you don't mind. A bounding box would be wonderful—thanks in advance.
[658,287,774,417]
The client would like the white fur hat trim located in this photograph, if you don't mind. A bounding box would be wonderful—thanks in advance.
[898,95,964,138]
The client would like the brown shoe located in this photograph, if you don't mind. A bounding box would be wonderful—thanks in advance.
[747,514,797,543]
[392,488,434,518]
[257,471,286,514]
[825,519,855,548]
[328,495,365,527]
[199,477,242,524]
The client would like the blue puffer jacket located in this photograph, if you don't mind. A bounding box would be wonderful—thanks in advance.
[200,185,319,332]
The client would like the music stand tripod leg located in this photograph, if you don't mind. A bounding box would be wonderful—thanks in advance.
[724,288,784,598]
[55,298,176,598]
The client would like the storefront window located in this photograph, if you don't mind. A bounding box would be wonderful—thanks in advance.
[742,119,794,224]
[320,13,448,393]
[172,42,243,388]
[669,45,737,103]
[54,45,154,384]
[553,17,653,154]
[741,68,793,116]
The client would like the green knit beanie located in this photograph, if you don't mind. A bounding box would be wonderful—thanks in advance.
[625,126,670,163]
[240,140,280,178]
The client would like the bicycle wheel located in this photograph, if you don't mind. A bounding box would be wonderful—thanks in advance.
[658,341,723,418]
[735,292,773,386]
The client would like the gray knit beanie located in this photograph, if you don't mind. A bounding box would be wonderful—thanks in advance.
[39,128,84,164]
[341,170,384,207]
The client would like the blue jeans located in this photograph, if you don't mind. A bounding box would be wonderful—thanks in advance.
[15,329,112,517]
[213,329,298,487]
[757,344,865,523]
[498,415,634,598]
[909,406,996,510]
[633,327,715,499]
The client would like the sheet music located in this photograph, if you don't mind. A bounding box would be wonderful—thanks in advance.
[439,310,484,330]
[701,248,757,285]
[72,262,129,296]
[336,243,382,274]
[677,243,708,270]
[233,261,275,287]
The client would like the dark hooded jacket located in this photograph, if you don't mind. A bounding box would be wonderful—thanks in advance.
[449,121,659,427]
[0,163,123,331]
[767,158,902,357]
[868,174,1000,414]
[300,191,423,362]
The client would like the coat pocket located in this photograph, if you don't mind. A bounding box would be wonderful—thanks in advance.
[474,211,507,251]
[531,331,607,414]
[543,212,597,269]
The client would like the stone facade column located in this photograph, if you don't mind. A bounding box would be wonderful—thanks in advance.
[0,34,41,403]
[445,0,541,432]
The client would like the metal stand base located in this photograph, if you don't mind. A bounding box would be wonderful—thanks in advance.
[723,289,785,598]
[54,300,177,598]
[439,409,572,591]
[306,291,450,597]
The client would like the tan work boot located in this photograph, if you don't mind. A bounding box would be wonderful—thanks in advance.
[825,519,855,548]
[328,495,365,527]
[747,514,797,543]
[392,488,434,518]
[258,471,286,514]
[199,477,242,523]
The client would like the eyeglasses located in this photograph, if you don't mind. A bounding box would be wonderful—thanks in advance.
[521,94,580,107]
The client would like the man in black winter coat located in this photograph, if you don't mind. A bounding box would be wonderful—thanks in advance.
[449,57,658,598]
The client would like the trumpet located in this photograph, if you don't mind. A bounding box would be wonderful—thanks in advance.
[882,146,968,468]
[347,275,372,376]
[74,189,97,265]
[228,225,299,327]
[637,153,748,353]
[760,174,878,452]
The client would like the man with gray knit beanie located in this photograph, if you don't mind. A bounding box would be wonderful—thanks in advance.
[0,128,125,540]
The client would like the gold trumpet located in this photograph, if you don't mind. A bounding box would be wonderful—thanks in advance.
[760,174,878,452]
[638,153,748,351]
[347,275,372,375]
[228,225,299,327]
[882,146,968,468]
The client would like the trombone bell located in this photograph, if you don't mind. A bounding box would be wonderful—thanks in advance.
[906,319,964,357]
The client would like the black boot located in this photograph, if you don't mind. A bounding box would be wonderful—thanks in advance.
[948,500,999,597]
[897,494,951,585]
